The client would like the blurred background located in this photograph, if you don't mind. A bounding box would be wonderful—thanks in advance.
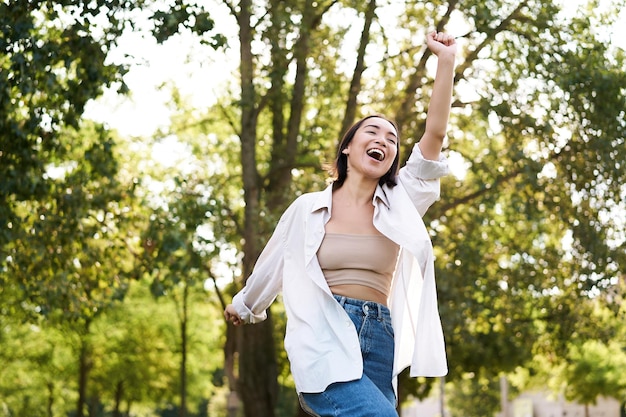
[1,0,625,416]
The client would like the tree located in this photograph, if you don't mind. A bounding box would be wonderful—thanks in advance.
[1,2,142,412]
[2,0,624,415]
[562,340,626,417]
[0,0,134,243]
[141,174,221,417]
[159,0,625,414]
[1,2,223,415]
[427,0,625,377]
[88,279,196,417]
[0,318,75,417]
[551,280,626,416]
[2,121,143,417]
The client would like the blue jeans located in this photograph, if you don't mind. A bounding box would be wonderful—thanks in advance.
[299,295,397,417]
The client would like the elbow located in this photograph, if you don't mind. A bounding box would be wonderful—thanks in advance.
[417,189,441,217]
[424,128,446,143]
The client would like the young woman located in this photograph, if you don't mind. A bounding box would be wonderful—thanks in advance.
[224,31,457,417]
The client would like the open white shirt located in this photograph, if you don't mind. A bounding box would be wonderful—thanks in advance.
[231,144,449,394]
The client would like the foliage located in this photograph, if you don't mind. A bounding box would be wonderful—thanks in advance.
[151,0,227,48]
[562,340,626,406]
[139,164,225,416]
[1,0,625,416]
[88,282,180,414]
[0,276,225,416]
[197,0,625,413]
[0,0,138,243]
[0,319,76,417]
[445,372,503,417]
[5,122,135,319]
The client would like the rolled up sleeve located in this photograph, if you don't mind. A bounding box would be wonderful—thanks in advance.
[231,219,286,324]
[398,144,449,216]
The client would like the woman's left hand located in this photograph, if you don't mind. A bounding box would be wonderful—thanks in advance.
[224,304,244,326]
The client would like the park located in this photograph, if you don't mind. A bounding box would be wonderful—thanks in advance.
[1,1,625,416]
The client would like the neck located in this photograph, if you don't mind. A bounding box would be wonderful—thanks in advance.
[335,176,378,206]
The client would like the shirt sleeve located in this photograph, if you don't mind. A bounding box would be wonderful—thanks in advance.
[397,143,449,216]
[231,215,286,324]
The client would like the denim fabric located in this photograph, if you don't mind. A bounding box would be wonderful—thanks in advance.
[299,295,397,417]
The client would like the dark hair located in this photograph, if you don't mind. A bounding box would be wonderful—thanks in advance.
[331,114,400,189]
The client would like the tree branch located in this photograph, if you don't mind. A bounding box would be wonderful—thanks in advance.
[221,0,237,18]
[206,265,228,312]
[340,0,377,136]
[395,0,459,128]
[454,1,529,84]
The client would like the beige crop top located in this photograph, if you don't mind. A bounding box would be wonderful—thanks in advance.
[317,233,400,297]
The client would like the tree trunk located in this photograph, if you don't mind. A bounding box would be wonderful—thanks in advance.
[47,381,54,417]
[113,381,124,417]
[76,320,92,417]
[179,282,189,417]
[235,1,279,416]
[267,0,328,209]
[239,315,279,417]
[224,323,240,417]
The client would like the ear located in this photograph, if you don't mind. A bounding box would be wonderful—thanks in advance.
[342,148,349,155]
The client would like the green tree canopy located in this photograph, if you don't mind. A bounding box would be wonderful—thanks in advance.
[1,1,624,416]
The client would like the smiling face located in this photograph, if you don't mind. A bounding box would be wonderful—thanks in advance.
[342,117,399,182]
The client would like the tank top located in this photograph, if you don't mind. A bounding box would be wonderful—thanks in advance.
[317,233,400,297]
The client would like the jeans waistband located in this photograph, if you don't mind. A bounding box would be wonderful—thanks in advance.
[333,294,390,320]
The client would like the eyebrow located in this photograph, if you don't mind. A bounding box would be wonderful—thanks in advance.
[364,124,398,139]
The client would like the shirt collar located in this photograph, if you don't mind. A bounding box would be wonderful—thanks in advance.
[311,182,391,212]
[373,184,391,209]
[311,184,333,213]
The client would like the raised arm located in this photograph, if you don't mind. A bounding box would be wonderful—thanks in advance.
[418,31,457,161]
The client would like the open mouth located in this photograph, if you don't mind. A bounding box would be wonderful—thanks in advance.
[366,148,385,161]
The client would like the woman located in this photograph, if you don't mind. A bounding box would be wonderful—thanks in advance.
[224,31,457,417]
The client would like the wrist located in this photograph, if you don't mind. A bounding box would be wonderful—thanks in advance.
[436,52,456,64]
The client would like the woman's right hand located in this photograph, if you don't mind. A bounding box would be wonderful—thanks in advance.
[426,31,457,58]
[224,304,244,326]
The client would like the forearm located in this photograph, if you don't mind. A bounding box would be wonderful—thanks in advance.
[424,53,455,141]
[416,31,457,159]
[230,223,285,324]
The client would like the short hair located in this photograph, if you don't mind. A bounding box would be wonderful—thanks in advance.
[331,114,400,189]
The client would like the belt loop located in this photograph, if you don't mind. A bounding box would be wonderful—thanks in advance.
[377,303,382,319]
[339,296,346,307]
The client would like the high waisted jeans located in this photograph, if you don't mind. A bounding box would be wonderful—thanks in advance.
[299,295,398,417]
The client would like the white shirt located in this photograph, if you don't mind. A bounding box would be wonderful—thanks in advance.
[231,144,449,394]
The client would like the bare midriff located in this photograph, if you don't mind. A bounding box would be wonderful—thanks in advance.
[329,284,389,306]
